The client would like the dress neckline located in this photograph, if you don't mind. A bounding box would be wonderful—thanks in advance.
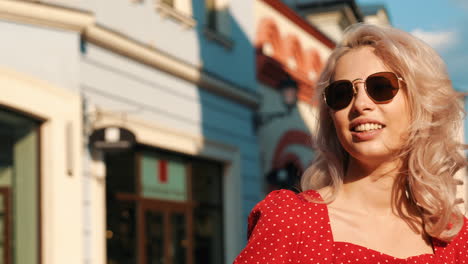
[302,189,438,261]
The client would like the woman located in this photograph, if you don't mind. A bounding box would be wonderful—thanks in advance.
[234,24,467,263]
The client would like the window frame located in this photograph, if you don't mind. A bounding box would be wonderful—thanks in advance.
[203,0,234,49]
[155,0,196,29]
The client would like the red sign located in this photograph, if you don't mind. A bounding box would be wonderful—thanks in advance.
[158,160,168,184]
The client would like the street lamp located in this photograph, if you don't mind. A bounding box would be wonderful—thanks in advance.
[280,77,299,112]
[254,77,298,130]
[265,162,301,192]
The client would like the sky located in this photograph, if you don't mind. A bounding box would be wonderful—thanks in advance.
[356,0,468,92]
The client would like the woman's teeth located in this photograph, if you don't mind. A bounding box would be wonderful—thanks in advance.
[354,123,383,132]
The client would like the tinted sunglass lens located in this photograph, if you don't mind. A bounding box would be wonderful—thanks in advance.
[325,81,354,110]
[366,73,399,102]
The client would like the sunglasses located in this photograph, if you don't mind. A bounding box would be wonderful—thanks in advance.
[323,71,404,110]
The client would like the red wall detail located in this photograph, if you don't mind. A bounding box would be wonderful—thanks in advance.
[256,18,325,105]
[272,130,313,172]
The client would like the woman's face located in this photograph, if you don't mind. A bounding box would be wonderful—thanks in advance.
[330,47,411,164]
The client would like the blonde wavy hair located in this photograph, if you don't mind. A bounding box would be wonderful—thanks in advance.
[301,23,466,241]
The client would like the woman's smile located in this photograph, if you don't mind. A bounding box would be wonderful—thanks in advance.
[349,118,386,141]
[351,125,384,142]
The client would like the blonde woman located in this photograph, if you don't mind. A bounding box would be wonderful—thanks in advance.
[234,24,467,263]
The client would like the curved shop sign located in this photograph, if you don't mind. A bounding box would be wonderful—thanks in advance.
[89,127,136,152]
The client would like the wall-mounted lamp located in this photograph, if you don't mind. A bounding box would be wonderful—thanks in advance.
[254,77,298,130]
[265,162,301,193]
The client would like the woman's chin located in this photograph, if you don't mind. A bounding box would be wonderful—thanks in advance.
[346,145,400,165]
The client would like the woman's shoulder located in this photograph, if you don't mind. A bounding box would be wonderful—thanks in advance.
[246,189,330,238]
[449,216,468,242]
[443,216,468,261]
[454,216,468,241]
[254,188,324,211]
[236,189,333,263]
[247,189,327,234]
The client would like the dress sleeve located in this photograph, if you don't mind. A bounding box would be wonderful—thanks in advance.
[233,190,304,264]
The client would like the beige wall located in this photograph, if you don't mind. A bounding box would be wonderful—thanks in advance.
[305,12,345,43]
[0,67,83,264]
[364,9,391,27]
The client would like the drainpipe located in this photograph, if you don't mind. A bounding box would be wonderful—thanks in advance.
[82,95,107,264]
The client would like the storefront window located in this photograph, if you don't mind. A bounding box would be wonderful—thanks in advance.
[192,160,223,264]
[105,150,137,264]
[0,108,39,264]
[107,201,137,264]
[105,148,224,264]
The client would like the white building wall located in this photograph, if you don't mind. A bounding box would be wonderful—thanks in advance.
[40,0,258,91]
[0,21,81,92]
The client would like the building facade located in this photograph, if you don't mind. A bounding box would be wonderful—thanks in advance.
[254,0,334,192]
[0,0,262,263]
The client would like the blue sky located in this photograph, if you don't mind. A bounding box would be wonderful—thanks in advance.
[357,0,468,91]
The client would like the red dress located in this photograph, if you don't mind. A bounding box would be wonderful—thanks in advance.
[233,189,468,264]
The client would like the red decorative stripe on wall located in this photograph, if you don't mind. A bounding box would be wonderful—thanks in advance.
[158,160,168,183]
[260,0,336,49]
[272,130,313,169]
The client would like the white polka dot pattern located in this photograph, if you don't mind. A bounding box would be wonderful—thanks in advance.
[233,189,468,264]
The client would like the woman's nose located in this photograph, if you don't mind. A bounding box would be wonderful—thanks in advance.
[351,83,375,112]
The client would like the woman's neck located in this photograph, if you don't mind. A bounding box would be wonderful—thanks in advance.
[340,157,403,215]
